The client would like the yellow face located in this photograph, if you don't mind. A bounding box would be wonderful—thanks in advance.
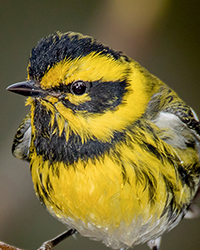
[26,37,159,143]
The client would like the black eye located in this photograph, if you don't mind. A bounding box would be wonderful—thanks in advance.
[71,81,87,95]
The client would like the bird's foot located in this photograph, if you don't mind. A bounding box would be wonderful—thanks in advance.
[37,229,77,250]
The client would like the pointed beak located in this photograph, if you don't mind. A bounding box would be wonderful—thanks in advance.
[6,80,46,97]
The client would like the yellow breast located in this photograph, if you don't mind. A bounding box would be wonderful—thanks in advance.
[30,139,189,228]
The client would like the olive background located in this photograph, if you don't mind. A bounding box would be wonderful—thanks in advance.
[0,1,200,250]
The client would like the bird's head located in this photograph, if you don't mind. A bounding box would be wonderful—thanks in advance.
[7,32,159,142]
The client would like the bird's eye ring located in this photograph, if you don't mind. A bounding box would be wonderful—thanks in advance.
[71,81,87,95]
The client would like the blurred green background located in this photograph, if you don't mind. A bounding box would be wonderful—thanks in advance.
[0,1,200,250]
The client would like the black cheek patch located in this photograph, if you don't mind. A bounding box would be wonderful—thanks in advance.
[62,80,128,113]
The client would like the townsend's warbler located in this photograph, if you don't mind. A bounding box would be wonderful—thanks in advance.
[7,32,200,250]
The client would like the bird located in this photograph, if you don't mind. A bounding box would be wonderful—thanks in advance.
[7,31,200,250]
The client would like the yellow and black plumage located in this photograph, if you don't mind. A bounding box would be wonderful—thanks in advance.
[7,32,200,250]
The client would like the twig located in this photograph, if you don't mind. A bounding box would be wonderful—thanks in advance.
[0,241,23,250]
